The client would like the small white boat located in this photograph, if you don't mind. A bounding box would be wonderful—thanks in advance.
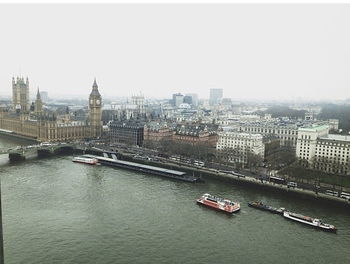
[72,156,98,165]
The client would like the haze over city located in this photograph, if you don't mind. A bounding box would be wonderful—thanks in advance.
[1,4,350,100]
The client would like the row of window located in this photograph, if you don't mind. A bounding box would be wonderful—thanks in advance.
[244,127,297,135]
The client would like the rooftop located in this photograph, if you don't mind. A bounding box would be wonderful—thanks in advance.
[299,125,329,132]
[319,134,350,142]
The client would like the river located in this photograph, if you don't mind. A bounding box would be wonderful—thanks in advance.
[0,136,349,264]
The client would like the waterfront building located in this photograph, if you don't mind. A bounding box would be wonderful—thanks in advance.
[216,132,265,164]
[173,123,218,147]
[143,121,173,144]
[109,120,145,146]
[238,123,299,148]
[0,78,102,142]
[296,125,350,175]
[209,88,223,106]
[232,119,338,148]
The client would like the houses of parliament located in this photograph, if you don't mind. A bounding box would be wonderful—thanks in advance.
[0,77,102,142]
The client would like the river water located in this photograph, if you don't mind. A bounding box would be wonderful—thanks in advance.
[0,136,349,264]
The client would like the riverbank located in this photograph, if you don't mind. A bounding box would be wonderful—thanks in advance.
[2,144,350,208]
[121,153,350,208]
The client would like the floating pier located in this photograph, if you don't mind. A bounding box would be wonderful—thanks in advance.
[83,154,199,182]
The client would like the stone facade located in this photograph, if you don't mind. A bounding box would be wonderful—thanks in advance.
[89,79,103,138]
[216,132,265,164]
[172,124,218,147]
[12,77,30,112]
[296,125,350,175]
[109,120,145,146]
[143,122,173,143]
[0,78,102,142]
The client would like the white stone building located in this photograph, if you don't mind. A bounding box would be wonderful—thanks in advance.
[296,125,350,175]
[216,132,265,164]
[296,125,329,162]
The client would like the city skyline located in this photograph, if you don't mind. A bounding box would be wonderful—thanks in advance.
[1,4,350,101]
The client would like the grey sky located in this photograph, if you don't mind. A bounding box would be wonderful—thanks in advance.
[0,4,349,100]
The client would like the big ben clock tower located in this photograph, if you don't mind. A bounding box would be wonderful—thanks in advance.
[89,78,102,138]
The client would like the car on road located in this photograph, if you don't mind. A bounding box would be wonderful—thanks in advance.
[340,192,350,200]
[287,182,297,188]
[325,190,339,197]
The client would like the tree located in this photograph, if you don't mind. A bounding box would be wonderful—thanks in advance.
[247,151,263,171]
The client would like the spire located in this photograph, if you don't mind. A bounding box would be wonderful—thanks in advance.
[36,87,41,100]
[90,78,101,97]
[93,78,98,89]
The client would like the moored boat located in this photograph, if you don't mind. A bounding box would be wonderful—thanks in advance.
[248,201,285,215]
[196,193,240,214]
[283,211,337,233]
[72,156,98,165]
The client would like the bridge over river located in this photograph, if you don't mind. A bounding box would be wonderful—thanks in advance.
[0,143,110,161]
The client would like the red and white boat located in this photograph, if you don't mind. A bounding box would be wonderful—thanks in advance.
[196,193,240,214]
[72,156,98,165]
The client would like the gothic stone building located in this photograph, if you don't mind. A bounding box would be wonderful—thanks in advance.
[0,78,102,142]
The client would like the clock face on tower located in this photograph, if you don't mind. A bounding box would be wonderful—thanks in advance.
[96,99,100,105]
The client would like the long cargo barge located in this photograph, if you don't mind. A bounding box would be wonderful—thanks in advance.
[248,201,285,215]
[83,154,199,182]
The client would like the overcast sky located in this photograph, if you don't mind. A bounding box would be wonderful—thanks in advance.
[0,4,349,101]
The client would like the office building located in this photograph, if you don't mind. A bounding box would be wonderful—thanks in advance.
[209,88,223,106]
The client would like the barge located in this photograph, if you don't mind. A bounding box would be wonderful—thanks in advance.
[83,154,199,182]
[248,201,285,215]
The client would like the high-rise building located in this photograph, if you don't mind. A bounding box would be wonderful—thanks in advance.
[209,88,223,106]
[186,93,198,107]
[172,93,184,107]
[89,79,102,138]
[12,76,30,112]
[183,95,192,105]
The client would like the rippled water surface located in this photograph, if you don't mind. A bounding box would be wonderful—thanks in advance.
[0,137,349,264]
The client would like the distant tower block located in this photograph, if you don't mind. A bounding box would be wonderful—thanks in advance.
[209,88,223,106]
[12,76,30,112]
[89,78,102,138]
